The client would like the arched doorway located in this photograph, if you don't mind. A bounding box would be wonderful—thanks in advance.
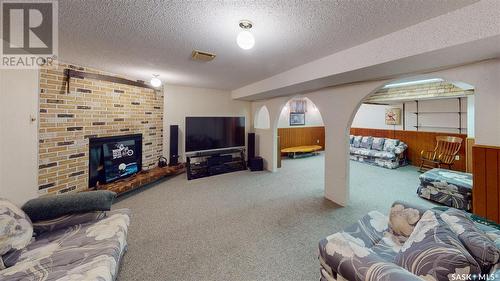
[347,76,475,209]
[254,105,271,129]
[275,97,325,178]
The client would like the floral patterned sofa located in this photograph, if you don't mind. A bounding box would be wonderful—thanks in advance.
[349,135,408,169]
[0,197,130,281]
[319,201,500,281]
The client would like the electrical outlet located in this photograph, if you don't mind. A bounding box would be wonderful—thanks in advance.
[455,155,460,160]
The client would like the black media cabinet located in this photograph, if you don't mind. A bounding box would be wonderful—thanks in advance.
[186,148,246,180]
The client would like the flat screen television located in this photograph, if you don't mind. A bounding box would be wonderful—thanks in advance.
[89,134,142,187]
[185,117,245,153]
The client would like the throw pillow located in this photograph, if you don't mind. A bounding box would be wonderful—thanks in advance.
[383,138,400,152]
[440,208,500,272]
[394,210,481,281]
[349,135,354,145]
[388,201,427,243]
[0,198,33,257]
[352,136,362,148]
[359,136,373,149]
[371,137,385,151]
[22,190,116,221]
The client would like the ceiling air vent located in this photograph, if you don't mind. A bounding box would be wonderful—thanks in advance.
[191,50,216,62]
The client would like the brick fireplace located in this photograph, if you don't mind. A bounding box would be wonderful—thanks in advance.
[38,63,163,194]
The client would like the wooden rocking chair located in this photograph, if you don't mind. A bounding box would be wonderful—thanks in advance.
[419,136,463,172]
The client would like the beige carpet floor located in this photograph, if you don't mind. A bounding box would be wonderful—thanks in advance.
[114,154,435,281]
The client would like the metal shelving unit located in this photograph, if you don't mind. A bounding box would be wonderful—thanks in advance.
[414,98,465,133]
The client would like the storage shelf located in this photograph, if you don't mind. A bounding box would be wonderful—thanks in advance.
[186,149,246,180]
[413,98,465,133]
[414,125,467,130]
[411,111,466,114]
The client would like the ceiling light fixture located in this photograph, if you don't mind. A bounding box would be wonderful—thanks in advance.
[237,20,255,50]
[150,74,162,88]
[383,78,443,89]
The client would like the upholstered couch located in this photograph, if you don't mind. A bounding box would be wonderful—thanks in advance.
[349,135,407,169]
[319,201,500,281]
[0,195,130,281]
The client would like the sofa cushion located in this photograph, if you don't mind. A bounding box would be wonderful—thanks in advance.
[383,138,400,152]
[371,137,385,151]
[350,146,396,160]
[0,198,33,258]
[440,209,500,272]
[352,136,362,148]
[394,210,481,281]
[22,190,116,221]
[359,136,373,149]
[319,227,424,281]
[369,150,396,160]
[350,147,371,156]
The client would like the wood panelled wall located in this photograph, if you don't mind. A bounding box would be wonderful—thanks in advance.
[466,138,475,173]
[473,145,500,223]
[278,127,325,152]
[350,128,467,172]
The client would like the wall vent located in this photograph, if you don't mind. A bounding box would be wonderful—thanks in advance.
[191,50,216,62]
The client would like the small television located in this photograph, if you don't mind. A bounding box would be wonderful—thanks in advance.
[185,117,245,153]
[89,134,142,187]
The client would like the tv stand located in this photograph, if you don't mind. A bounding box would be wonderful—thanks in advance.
[186,148,246,180]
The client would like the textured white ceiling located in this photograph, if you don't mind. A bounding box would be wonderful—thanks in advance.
[58,0,477,90]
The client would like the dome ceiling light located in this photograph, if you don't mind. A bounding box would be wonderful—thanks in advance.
[237,20,255,50]
[150,74,162,88]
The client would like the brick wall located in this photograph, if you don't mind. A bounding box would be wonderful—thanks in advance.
[38,63,163,194]
[365,81,473,103]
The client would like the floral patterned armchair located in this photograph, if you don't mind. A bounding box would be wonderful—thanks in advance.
[319,201,500,281]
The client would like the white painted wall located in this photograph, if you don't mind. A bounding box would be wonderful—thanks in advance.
[277,97,324,128]
[251,97,288,171]
[352,104,403,130]
[353,98,469,134]
[467,95,475,137]
[254,106,270,129]
[0,69,39,205]
[163,85,252,162]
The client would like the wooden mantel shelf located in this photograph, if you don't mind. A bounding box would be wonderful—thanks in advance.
[96,164,185,195]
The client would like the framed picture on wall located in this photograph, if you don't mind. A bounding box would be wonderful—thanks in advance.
[290,99,307,113]
[385,108,401,125]
[290,112,305,126]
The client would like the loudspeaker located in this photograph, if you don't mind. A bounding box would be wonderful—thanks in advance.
[169,125,179,166]
[248,157,263,171]
[248,133,256,160]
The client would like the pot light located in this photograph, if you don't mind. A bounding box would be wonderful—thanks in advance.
[150,75,162,88]
[383,78,443,89]
[237,20,254,50]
